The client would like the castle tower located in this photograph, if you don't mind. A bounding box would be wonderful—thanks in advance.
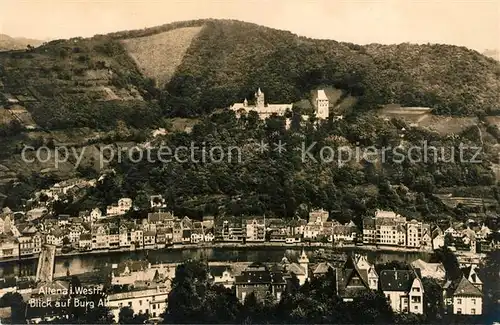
[298,248,309,280]
[315,89,329,119]
[255,88,265,108]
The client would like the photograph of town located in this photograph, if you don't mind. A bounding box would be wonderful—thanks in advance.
[0,0,499,324]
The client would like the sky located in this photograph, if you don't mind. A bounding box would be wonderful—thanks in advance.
[0,0,499,52]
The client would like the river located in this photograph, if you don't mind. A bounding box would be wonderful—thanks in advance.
[0,246,431,278]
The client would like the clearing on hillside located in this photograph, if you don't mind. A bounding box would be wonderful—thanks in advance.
[0,105,37,128]
[121,26,204,87]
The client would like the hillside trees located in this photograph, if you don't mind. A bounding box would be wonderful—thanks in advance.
[81,108,498,220]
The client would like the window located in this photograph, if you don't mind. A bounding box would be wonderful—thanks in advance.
[139,300,143,306]
[472,299,476,305]
[457,308,462,314]
[471,309,476,315]
[412,287,420,292]
[414,305,418,310]
[457,298,462,304]
[128,302,132,307]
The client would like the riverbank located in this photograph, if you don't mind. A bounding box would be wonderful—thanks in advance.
[0,241,435,265]
[55,242,433,258]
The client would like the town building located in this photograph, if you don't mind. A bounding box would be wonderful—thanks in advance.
[331,221,360,244]
[216,216,244,242]
[462,265,482,292]
[235,262,287,303]
[107,285,170,321]
[354,254,379,290]
[209,265,235,289]
[0,235,19,259]
[312,262,336,278]
[202,216,215,230]
[245,217,266,242]
[149,195,166,209]
[277,249,310,285]
[443,275,483,315]
[79,233,92,250]
[106,198,133,216]
[336,256,373,302]
[111,260,175,287]
[411,259,446,282]
[92,224,109,250]
[379,269,424,314]
[362,210,431,249]
[304,209,329,240]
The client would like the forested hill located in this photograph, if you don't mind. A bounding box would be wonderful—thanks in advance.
[114,19,500,117]
[1,19,500,133]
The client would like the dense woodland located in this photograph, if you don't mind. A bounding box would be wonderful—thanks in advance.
[44,110,496,230]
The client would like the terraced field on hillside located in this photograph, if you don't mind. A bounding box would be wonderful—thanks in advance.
[122,26,204,87]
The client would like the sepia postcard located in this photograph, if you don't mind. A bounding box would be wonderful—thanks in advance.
[0,0,499,324]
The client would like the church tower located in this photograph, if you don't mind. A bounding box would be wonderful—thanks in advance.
[255,88,265,108]
[298,248,309,280]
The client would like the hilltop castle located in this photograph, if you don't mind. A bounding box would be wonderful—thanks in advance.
[230,88,329,120]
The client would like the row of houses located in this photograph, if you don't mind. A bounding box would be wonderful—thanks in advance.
[231,253,483,317]
[3,201,500,260]
[362,210,500,253]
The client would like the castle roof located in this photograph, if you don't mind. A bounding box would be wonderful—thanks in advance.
[317,89,328,100]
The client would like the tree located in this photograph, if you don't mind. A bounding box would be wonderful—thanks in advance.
[162,260,211,323]
[133,190,150,211]
[115,120,132,140]
[0,292,26,324]
[349,290,394,324]
[422,277,443,322]
[62,236,71,246]
[119,306,135,324]
[479,251,500,324]
[430,247,461,280]
[79,293,113,324]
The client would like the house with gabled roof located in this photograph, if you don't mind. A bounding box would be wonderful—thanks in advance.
[209,265,235,288]
[313,261,336,278]
[234,262,287,302]
[461,265,482,292]
[147,212,174,229]
[443,274,483,315]
[379,269,424,314]
[354,254,379,290]
[336,255,373,302]
[275,249,310,285]
[411,259,446,282]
